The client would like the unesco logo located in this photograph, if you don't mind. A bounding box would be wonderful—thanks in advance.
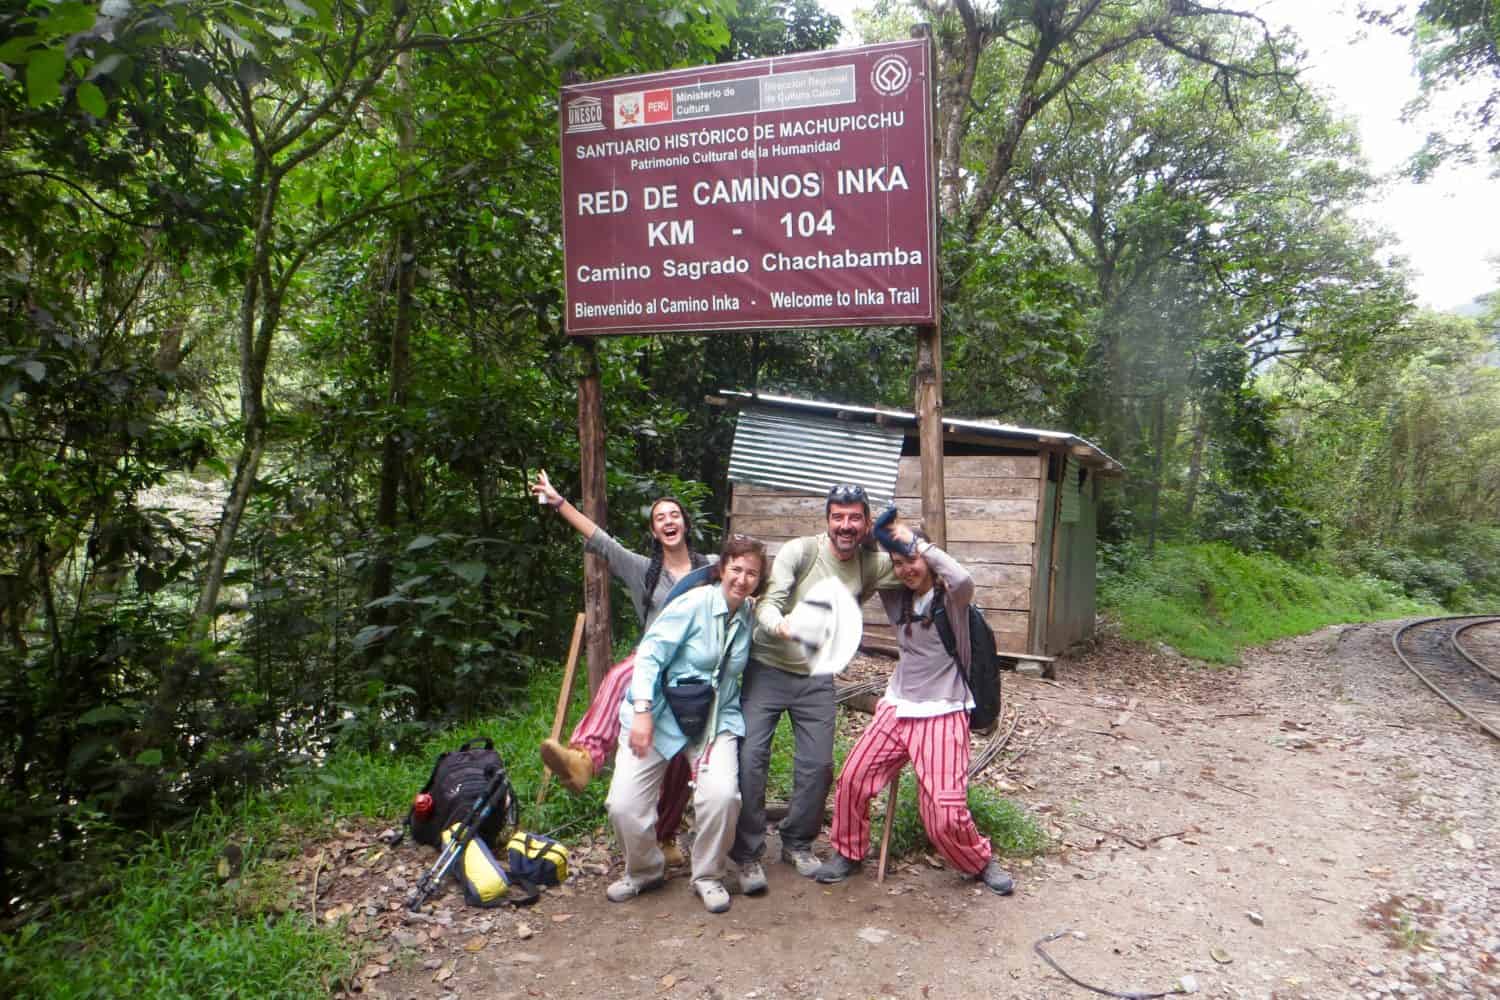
[565,96,604,133]
[870,55,911,97]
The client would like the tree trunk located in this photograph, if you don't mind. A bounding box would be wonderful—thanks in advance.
[149,201,279,750]
[1183,403,1208,520]
[1147,393,1166,555]
[371,49,417,611]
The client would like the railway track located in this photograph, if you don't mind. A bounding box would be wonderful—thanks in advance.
[1391,615,1500,741]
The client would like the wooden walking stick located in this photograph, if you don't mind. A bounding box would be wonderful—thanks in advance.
[536,613,587,805]
[876,769,902,883]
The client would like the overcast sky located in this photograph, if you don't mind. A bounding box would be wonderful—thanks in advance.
[816,0,1498,311]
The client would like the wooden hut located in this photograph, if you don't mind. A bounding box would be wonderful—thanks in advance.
[713,391,1123,658]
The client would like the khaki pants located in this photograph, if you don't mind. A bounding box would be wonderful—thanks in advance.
[606,729,740,889]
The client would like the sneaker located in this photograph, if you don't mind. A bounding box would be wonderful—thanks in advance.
[812,853,862,884]
[659,839,686,868]
[605,874,665,903]
[781,843,822,878]
[736,860,768,895]
[694,879,732,914]
[975,858,1014,896]
[539,738,594,794]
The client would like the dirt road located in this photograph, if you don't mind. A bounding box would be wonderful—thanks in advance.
[334,621,1499,999]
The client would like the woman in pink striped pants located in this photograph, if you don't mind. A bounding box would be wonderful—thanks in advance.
[812,518,1014,895]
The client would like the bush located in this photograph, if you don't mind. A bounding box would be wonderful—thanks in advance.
[1347,542,1477,606]
[1100,542,1435,662]
[1195,486,1321,559]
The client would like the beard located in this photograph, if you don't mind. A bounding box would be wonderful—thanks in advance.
[829,529,861,556]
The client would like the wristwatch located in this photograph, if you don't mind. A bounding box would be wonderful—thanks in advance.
[633,699,652,713]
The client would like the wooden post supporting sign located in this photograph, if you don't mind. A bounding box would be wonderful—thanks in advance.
[912,23,947,547]
[577,339,613,695]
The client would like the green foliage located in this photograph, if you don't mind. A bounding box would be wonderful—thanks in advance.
[1274,311,1500,575]
[284,668,613,841]
[1362,0,1500,175]
[943,230,1092,422]
[1346,525,1500,609]
[1099,542,1435,663]
[0,799,350,1000]
[0,667,607,999]
[723,0,843,61]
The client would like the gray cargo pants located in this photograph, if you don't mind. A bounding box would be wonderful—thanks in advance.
[730,659,836,862]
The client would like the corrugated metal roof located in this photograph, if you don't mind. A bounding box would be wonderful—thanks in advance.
[728,408,904,505]
[715,390,1123,473]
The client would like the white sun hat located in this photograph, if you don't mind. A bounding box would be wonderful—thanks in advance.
[783,577,864,676]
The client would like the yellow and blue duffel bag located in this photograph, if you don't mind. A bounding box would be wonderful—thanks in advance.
[442,824,538,907]
[505,831,569,887]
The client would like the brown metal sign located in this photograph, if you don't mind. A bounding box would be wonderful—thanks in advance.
[560,40,935,336]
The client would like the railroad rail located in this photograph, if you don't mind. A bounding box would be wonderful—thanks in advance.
[1391,615,1500,742]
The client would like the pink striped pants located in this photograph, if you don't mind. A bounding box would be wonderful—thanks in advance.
[570,653,690,840]
[828,701,992,875]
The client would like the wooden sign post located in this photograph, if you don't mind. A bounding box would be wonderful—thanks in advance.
[912,23,946,547]
[578,340,613,694]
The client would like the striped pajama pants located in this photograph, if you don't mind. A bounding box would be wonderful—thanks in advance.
[570,652,690,840]
[828,701,992,875]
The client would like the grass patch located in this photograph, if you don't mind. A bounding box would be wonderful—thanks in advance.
[0,800,351,999]
[0,670,603,1000]
[880,780,1048,861]
[1099,542,1437,663]
[287,669,611,842]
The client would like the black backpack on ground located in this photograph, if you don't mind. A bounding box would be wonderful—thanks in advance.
[933,604,1002,732]
[407,737,519,849]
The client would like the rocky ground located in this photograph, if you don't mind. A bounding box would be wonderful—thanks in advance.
[299,619,1499,999]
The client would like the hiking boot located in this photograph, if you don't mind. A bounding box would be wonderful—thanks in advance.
[694,879,732,914]
[605,874,665,903]
[813,853,862,884]
[781,843,822,877]
[975,858,1014,896]
[736,860,768,895]
[660,839,686,868]
[540,738,593,794]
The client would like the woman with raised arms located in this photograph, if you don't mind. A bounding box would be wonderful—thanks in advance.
[531,470,711,867]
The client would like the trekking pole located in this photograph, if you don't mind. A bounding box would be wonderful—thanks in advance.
[406,767,509,911]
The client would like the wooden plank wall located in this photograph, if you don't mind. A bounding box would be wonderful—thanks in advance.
[729,453,1043,655]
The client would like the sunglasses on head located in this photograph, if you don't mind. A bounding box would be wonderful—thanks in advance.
[826,483,867,504]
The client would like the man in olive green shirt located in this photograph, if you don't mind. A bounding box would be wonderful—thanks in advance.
[731,484,897,894]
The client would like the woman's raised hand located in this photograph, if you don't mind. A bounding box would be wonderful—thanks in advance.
[531,469,563,509]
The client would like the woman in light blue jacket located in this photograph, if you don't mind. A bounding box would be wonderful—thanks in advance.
[604,534,766,914]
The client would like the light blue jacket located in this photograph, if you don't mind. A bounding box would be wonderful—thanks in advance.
[618,582,752,760]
